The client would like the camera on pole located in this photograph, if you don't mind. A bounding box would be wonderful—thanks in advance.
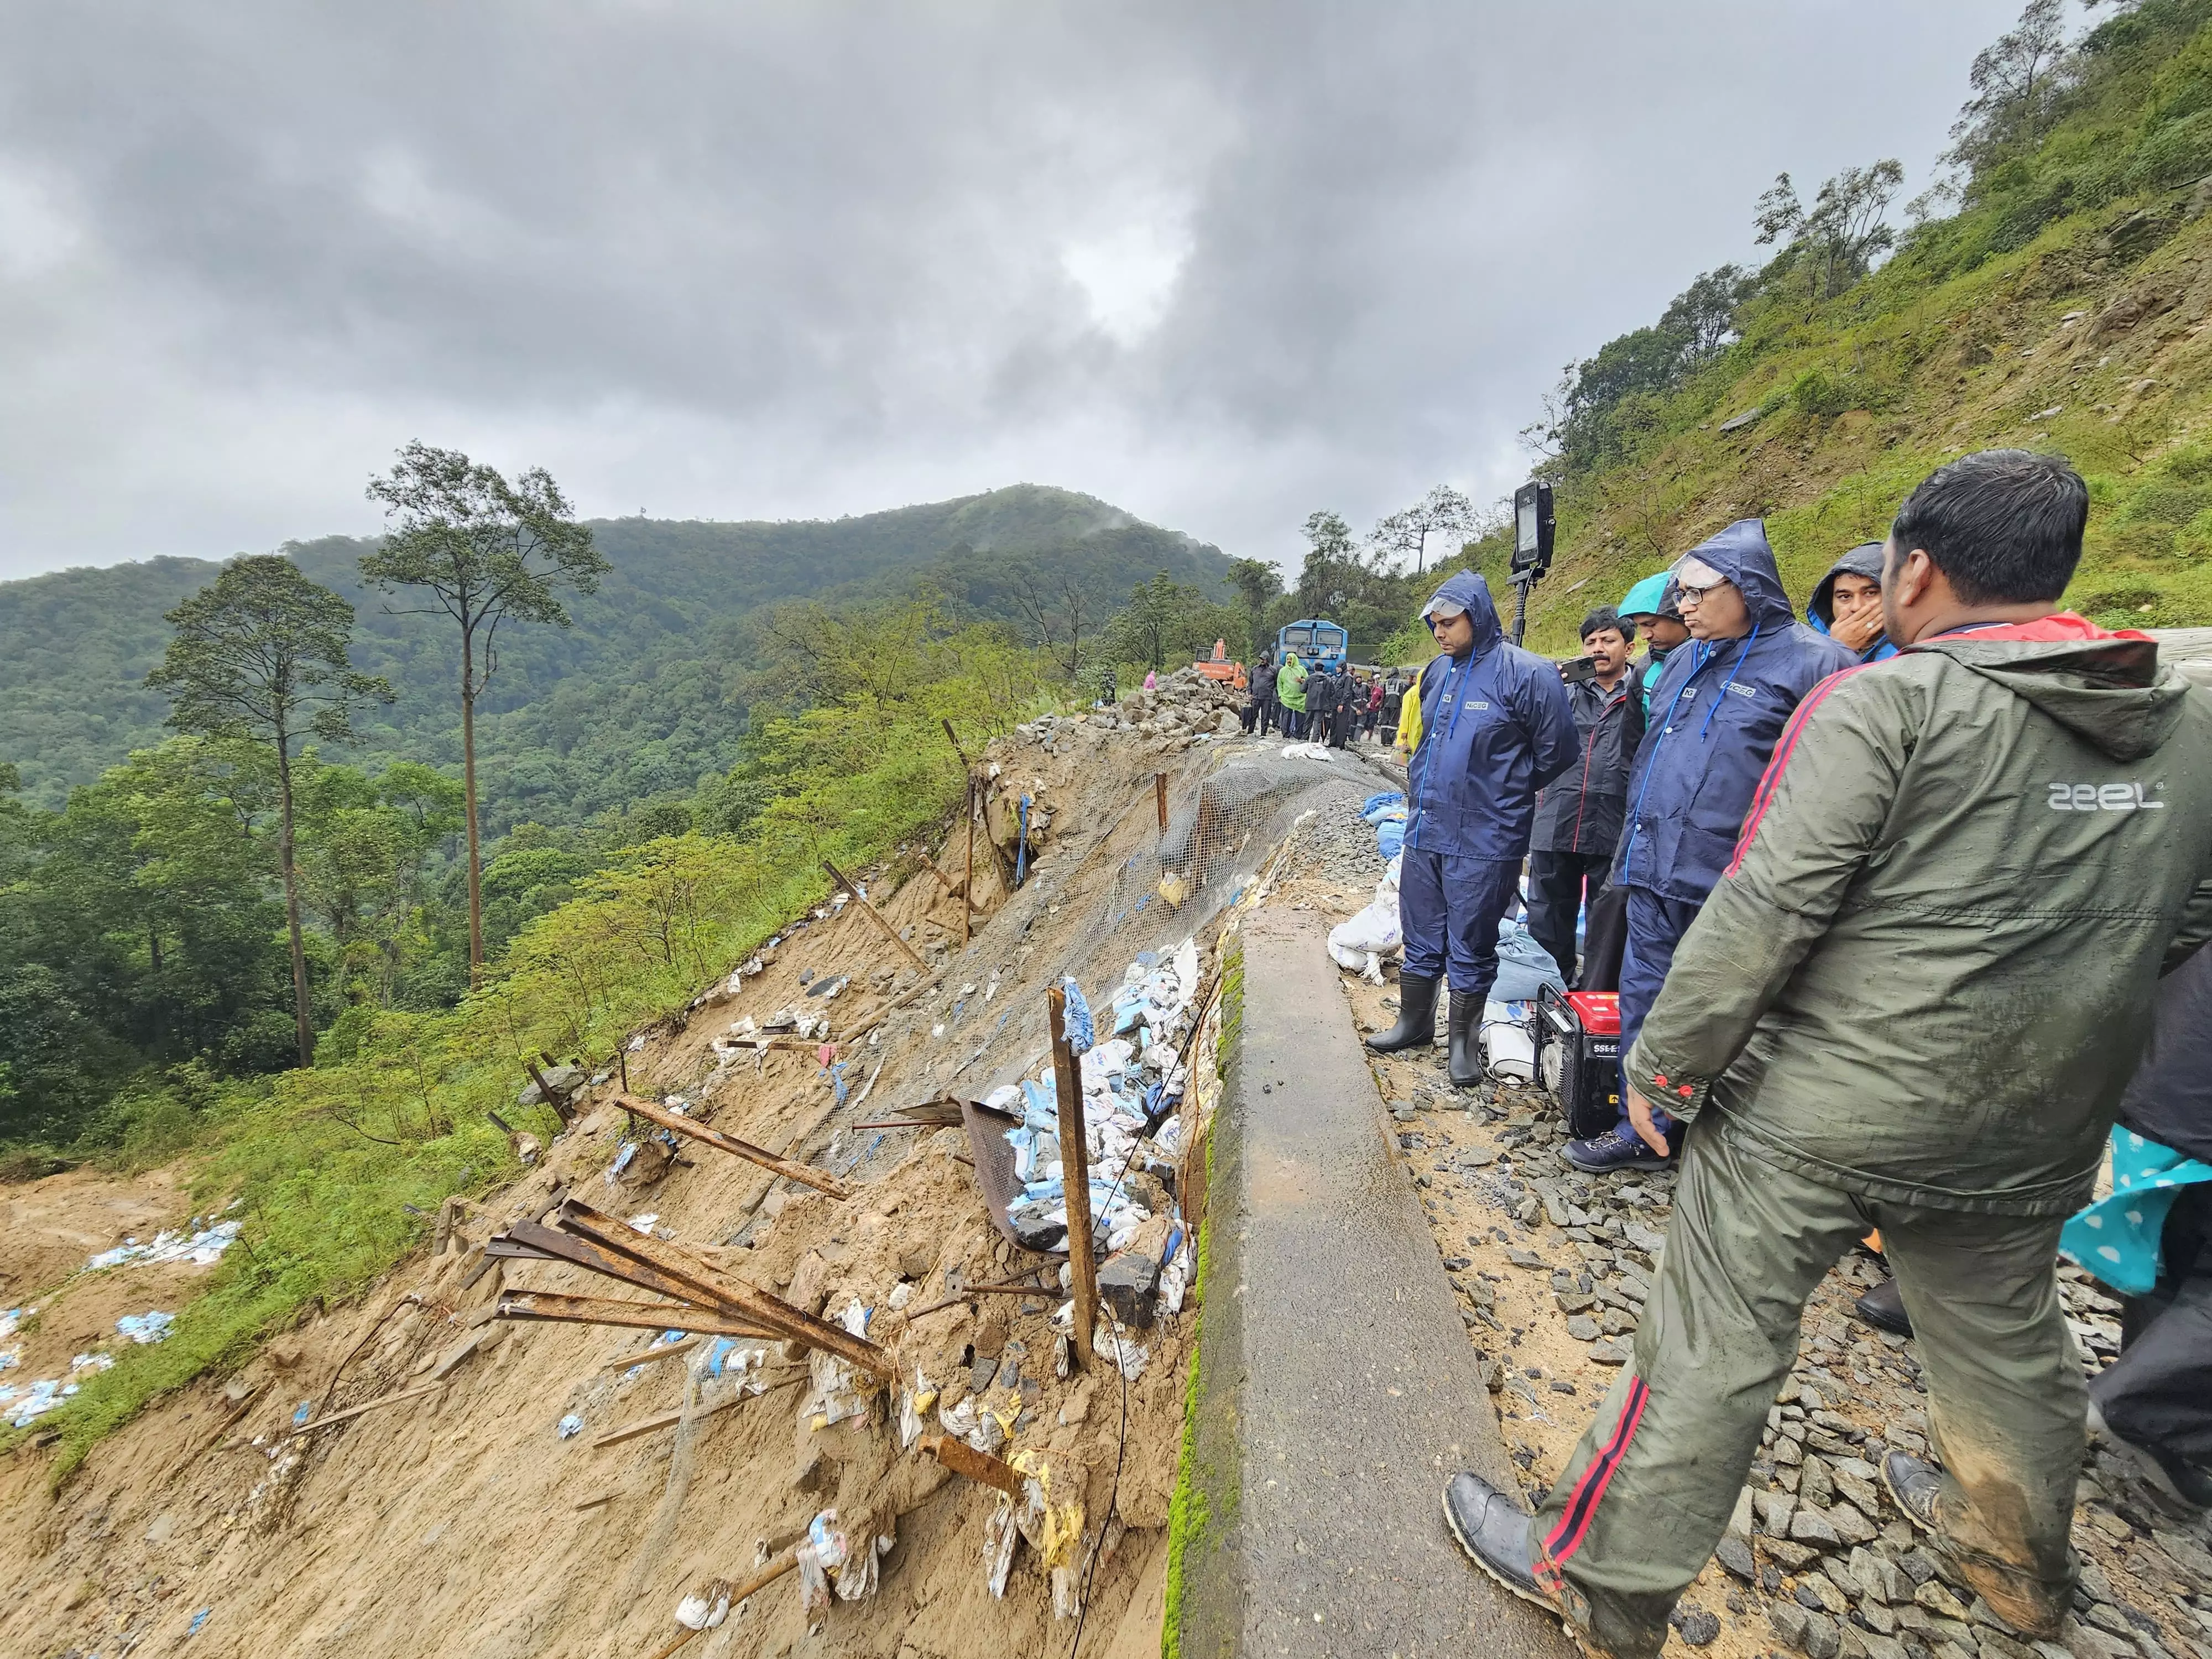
[1507,481,1554,646]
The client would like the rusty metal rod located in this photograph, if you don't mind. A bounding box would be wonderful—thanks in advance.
[614,1093,852,1199]
[556,1200,895,1379]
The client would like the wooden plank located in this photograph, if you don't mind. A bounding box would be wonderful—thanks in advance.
[599,1337,701,1373]
[497,1291,774,1341]
[821,858,929,974]
[592,1393,740,1449]
[1048,986,1099,1368]
[614,1093,852,1199]
[962,779,975,946]
[556,1201,896,1379]
[286,1380,444,1439]
[919,1431,1021,1494]
[592,1375,803,1449]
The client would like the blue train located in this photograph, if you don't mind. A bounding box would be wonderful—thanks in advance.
[1275,618,1349,668]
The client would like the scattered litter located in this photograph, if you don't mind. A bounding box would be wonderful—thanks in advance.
[627,1212,659,1234]
[1279,742,1334,761]
[675,1582,731,1630]
[87,1219,242,1272]
[187,1608,212,1637]
[117,1311,176,1345]
[291,1400,312,1426]
[557,1413,585,1439]
[797,1509,851,1612]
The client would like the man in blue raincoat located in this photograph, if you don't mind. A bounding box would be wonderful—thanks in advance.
[1367,571,1577,1086]
[1563,520,1855,1172]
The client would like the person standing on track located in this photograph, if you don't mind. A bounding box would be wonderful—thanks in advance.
[1444,448,2212,1657]
[1366,571,1576,1086]
[1527,607,1636,984]
[1561,520,1855,1174]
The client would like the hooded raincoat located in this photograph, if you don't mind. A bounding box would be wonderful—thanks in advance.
[1404,571,1579,862]
[1807,542,1899,662]
[1276,653,1308,713]
[1628,615,2212,1213]
[1614,521,1857,905]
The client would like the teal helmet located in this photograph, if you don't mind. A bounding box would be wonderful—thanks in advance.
[1619,571,1672,618]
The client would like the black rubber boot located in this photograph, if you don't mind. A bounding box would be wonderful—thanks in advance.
[1442,1472,1553,1611]
[1854,1276,1913,1338]
[1448,990,1483,1089]
[1365,973,1439,1052]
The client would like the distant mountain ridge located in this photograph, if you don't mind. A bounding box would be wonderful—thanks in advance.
[0,483,1230,822]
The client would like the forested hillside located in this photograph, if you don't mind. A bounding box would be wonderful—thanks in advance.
[0,484,1230,821]
[1419,0,2212,654]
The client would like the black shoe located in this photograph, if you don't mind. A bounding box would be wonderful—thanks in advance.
[1882,1451,1942,1535]
[1854,1276,1913,1338]
[1366,974,1439,1052]
[1447,990,1483,1088]
[1442,1472,1555,1613]
[1562,1125,1673,1175]
[2089,1400,2212,1510]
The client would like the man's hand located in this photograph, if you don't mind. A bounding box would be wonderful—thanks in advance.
[1624,1084,1672,1157]
[1831,607,1885,653]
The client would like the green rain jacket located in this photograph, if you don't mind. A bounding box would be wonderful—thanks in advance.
[1625,617,2212,1216]
[1277,654,1309,713]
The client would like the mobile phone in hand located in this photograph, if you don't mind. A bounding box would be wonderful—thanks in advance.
[1562,655,1599,684]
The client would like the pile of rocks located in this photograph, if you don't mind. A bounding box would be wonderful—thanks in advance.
[1083,666,1245,742]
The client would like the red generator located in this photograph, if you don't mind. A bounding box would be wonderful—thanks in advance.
[1537,985,1621,1139]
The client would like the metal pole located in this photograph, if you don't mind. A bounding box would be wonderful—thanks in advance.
[1511,573,1533,648]
[1154,772,1168,837]
[1047,987,1098,1366]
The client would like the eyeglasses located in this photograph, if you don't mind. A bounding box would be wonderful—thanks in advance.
[1675,581,1723,604]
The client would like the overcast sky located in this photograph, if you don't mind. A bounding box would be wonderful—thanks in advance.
[0,1,2030,582]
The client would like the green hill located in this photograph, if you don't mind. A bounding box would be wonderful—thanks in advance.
[0,484,1229,822]
[1458,0,2212,654]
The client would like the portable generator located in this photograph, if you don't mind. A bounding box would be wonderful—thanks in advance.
[1537,985,1621,1139]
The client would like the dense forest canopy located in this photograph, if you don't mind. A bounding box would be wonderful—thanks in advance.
[0,484,1233,822]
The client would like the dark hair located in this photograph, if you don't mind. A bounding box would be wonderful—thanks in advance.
[1889,450,2087,604]
[1580,605,1634,644]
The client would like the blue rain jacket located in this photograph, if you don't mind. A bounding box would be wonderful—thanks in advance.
[1404,571,1578,862]
[1614,520,1858,904]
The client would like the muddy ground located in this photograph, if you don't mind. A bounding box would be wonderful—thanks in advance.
[1270,786,2212,1659]
[0,676,1284,1659]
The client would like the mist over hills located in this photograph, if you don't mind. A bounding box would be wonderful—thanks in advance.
[0,483,1230,824]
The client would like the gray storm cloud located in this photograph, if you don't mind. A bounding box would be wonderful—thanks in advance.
[0,1,2025,578]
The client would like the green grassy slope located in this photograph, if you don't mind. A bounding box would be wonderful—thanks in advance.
[0,484,1230,820]
[1462,0,2212,656]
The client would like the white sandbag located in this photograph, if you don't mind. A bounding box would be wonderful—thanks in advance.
[1480,999,1536,1081]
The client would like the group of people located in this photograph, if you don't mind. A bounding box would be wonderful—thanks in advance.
[1244,645,1409,747]
[1353,449,2212,1658]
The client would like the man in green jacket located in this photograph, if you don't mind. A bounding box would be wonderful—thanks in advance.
[1444,451,2212,1655]
[1276,651,1309,738]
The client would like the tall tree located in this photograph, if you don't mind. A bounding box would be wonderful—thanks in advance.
[1754,160,1905,310]
[1946,0,2074,177]
[363,443,607,984]
[1373,486,1480,576]
[1008,560,1091,679]
[145,558,393,1066]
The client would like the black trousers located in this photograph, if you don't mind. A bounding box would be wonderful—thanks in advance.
[1526,847,1613,985]
[2093,1185,2212,1467]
